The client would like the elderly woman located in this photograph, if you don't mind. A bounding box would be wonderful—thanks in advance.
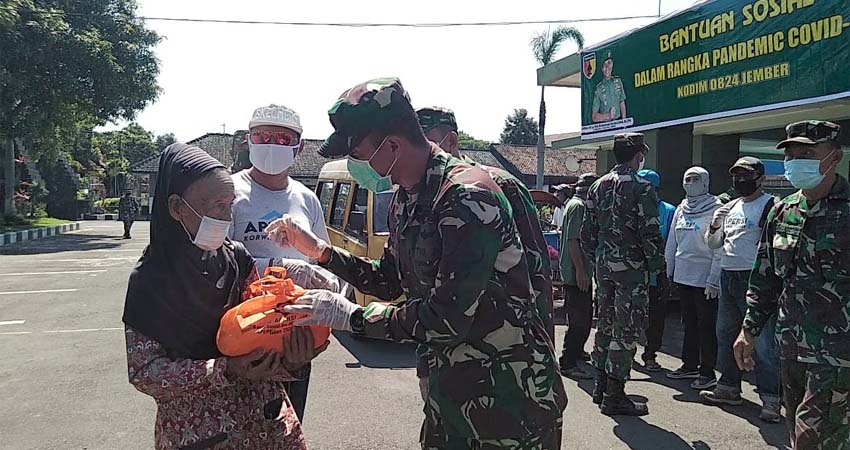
[123,144,326,450]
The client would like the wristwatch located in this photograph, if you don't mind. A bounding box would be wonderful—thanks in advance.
[349,308,365,334]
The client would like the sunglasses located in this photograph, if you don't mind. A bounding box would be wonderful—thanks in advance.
[249,130,300,146]
[786,122,840,144]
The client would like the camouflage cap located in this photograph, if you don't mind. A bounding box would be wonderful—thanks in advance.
[417,106,458,133]
[776,120,841,149]
[612,133,649,153]
[729,156,765,176]
[318,77,414,158]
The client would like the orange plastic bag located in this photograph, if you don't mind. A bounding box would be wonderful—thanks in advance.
[216,267,331,357]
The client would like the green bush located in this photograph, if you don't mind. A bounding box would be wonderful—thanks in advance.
[93,197,121,213]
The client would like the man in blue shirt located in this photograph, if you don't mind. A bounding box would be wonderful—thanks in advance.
[637,169,675,371]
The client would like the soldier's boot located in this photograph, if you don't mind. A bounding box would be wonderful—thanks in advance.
[600,377,649,416]
[592,369,607,406]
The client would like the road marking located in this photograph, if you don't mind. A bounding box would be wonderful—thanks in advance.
[0,270,107,277]
[0,320,25,326]
[0,331,32,335]
[42,327,123,334]
[0,289,78,295]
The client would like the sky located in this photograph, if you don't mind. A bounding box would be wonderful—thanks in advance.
[108,0,700,143]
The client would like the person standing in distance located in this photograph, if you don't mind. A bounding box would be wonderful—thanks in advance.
[736,120,849,449]
[582,133,665,416]
[559,173,598,381]
[701,156,781,423]
[119,189,139,239]
[228,104,335,422]
[268,78,567,450]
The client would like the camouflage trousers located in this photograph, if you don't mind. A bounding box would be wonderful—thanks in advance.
[421,417,563,450]
[782,359,850,450]
[591,277,648,381]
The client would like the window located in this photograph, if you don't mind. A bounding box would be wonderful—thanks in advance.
[373,191,394,234]
[316,181,334,218]
[345,186,369,242]
[329,182,351,230]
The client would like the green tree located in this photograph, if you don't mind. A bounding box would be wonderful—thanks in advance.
[0,0,161,214]
[530,26,584,188]
[500,109,539,146]
[457,131,490,150]
[155,133,177,152]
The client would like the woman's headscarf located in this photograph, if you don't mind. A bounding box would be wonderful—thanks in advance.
[122,143,252,359]
[680,166,720,215]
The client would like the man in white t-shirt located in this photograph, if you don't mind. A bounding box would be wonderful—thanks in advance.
[229,104,332,422]
[551,184,573,230]
[701,157,781,423]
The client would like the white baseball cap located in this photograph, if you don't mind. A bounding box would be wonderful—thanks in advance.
[249,104,302,134]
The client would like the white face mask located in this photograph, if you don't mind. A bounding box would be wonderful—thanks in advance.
[249,141,297,175]
[638,154,646,171]
[180,198,231,251]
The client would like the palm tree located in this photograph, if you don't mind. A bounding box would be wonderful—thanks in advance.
[531,26,584,189]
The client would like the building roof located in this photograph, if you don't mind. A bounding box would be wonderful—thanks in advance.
[187,133,235,168]
[545,132,580,147]
[459,148,507,170]
[491,144,596,177]
[129,153,160,173]
[290,139,333,179]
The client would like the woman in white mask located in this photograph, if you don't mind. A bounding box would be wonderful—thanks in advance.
[664,167,723,391]
[123,143,326,450]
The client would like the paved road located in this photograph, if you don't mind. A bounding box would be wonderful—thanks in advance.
[0,222,790,449]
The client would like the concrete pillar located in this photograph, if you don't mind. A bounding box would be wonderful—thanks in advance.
[647,124,695,205]
[693,134,740,195]
[595,146,615,176]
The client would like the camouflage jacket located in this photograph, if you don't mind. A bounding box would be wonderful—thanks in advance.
[461,155,554,337]
[118,196,139,221]
[581,164,665,282]
[325,148,566,439]
[744,175,850,367]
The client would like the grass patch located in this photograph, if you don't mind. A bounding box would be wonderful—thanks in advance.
[0,216,72,233]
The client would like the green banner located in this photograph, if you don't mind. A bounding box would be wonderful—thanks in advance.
[580,0,850,139]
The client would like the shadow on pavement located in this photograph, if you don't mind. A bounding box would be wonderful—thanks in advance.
[566,309,790,450]
[0,233,125,255]
[332,330,417,369]
[612,416,711,450]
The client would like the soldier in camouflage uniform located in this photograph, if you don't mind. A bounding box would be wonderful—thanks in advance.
[591,51,627,124]
[269,78,567,450]
[581,133,665,416]
[118,189,139,239]
[736,120,849,450]
[416,106,554,338]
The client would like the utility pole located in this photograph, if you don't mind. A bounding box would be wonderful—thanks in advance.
[658,0,662,17]
[221,123,226,134]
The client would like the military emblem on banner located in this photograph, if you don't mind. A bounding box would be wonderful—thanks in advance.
[583,52,596,80]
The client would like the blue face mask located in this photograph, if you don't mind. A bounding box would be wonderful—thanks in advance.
[347,137,397,193]
[784,150,835,190]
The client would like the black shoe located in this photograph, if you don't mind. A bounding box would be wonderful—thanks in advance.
[666,367,700,379]
[592,369,607,405]
[561,365,594,381]
[600,377,649,417]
